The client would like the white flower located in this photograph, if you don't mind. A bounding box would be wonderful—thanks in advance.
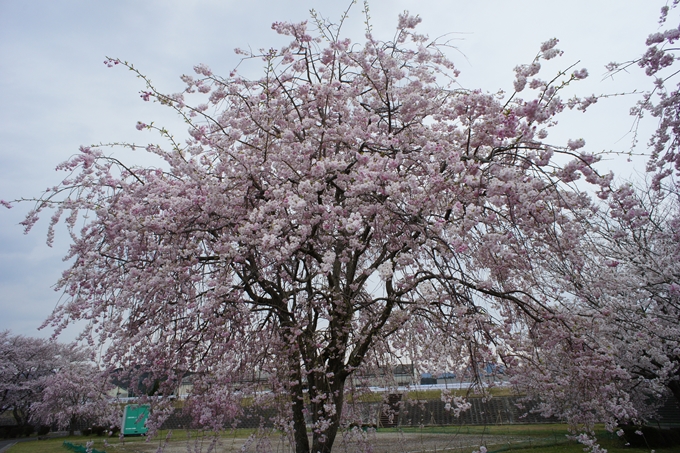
[377,261,394,281]
[567,138,585,150]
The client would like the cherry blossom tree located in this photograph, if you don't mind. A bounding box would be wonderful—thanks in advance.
[9,10,617,453]
[0,331,111,435]
[30,360,116,436]
[613,0,680,411]
[502,5,680,446]
[0,331,62,430]
[522,1,680,427]
[554,183,680,417]
[504,184,680,453]
[595,185,680,405]
[608,1,680,190]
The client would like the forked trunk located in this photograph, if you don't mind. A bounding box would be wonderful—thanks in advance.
[288,371,347,453]
[12,407,26,428]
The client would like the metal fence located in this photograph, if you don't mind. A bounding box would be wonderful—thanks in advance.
[156,395,680,431]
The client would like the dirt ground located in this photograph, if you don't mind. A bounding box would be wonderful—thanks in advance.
[103,431,535,453]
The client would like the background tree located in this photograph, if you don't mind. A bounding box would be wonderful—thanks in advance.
[544,183,680,420]
[510,3,680,438]
[566,0,680,417]
[30,360,116,436]
[505,183,680,451]
[596,185,680,405]
[608,1,680,189]
[0,331,111,435]
[14,9,617,453]
[0,331,63,431]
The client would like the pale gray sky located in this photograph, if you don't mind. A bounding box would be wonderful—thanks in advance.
[0,0,662,340]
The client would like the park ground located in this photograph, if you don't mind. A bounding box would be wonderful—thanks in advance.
[4,424,680,453]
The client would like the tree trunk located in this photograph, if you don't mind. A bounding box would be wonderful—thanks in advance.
[289,361,310,453]
[12,406,28,433]
[310,373,346,453]
[668,379,680,405]
[69,414,76,436]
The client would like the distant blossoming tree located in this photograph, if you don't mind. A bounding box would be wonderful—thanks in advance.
[0,331,63,430]
[9,9,618,453]
[512,3,680,442]
[30,355,115,435]
[0,331,112,435]
[566,0,680,415]
[507,184,680,451]
[609,1,680,189]
[595,185,680,407]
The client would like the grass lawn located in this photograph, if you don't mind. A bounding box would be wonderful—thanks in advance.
[502,441,680,453]
[502,447,678,453]
[4,429,256,453]
[5,436,109,453]
[5,424,680,453]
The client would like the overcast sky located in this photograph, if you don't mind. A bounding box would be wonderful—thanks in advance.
[0,0,663,341]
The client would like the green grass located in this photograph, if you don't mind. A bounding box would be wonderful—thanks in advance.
[494,439,680,453]
[6,425,680,453]
[473,426,680,453]
[4,436,107,453]
[4,429,259,453]
[385,422,571,436]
